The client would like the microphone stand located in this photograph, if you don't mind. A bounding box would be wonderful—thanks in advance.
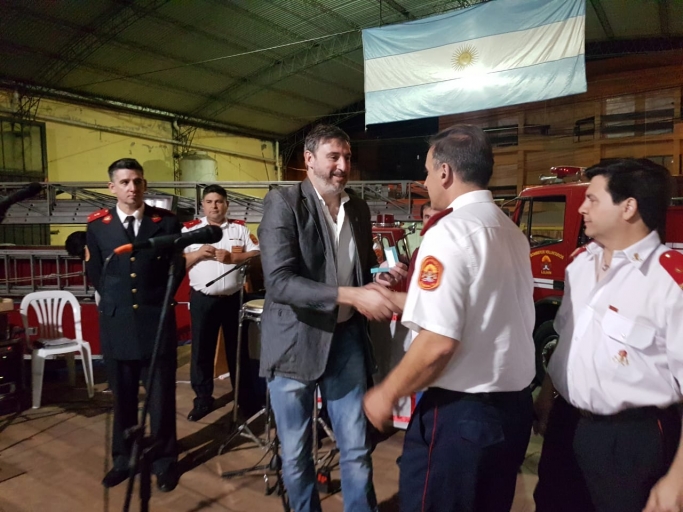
[203,256,256,288]
[121,255,179,512]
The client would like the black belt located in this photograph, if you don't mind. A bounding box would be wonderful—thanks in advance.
[560,396,679,422]
[191,288,235,298]
[428,386,531,405]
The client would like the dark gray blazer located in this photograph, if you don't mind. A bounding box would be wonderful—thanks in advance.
[257,178,378,381]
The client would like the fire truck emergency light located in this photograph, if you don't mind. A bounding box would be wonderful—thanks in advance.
[549,166,584,179]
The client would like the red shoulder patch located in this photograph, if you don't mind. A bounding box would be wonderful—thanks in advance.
[660,250,683,289]
[570,242,593,260]
[229,219,246,226]
[87,209,109,223]
[183,219,202,229]
[418,256,443,291]
[420,208,453,236]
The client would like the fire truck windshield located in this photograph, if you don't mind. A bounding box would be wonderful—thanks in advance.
[516,196,566,248]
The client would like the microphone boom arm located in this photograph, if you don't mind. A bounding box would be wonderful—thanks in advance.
[204,256,255,288]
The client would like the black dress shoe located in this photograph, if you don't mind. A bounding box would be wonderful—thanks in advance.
[102,468,129,488]
[187,402,213,421]
[156,467,179,492]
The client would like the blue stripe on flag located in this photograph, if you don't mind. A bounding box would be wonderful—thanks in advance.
[362,0,585,60]
[364,55,586,125]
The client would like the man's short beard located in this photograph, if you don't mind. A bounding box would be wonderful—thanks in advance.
[312,173,345,195]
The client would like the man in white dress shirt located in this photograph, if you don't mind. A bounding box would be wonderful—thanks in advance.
[533,158,683,512]
[183,184,260,421]
[364,125,536,512]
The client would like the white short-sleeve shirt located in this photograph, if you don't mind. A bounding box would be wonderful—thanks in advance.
[183,217,259,296]
[401,190,535,393]
[548,231,683,414]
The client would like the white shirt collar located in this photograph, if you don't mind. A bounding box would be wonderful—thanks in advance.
[313,187,350,208]
[116,203,145,223]
[201,216,229,229]
[586,230,662,271]
[447,190,494,212]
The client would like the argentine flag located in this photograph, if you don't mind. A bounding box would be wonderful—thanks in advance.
[362,0,586,125]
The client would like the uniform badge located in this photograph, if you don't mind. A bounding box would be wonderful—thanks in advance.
[249,234,258,245]
[613,349,629,366]
[418,256,443,291]
[151,215,162,223]
[102,215,112,224]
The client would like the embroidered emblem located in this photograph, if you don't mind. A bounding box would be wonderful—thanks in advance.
[102,215,112,224]
[151,215,162,223]
[249,233,258,245]
[613,349,629,366]
[418,256,443,291]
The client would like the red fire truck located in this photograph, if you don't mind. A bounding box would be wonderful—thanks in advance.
[512,166,683,385]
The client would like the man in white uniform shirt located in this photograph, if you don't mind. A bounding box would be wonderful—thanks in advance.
[534,159,683,512]
[183,184,260,421]
[364,125,535,512]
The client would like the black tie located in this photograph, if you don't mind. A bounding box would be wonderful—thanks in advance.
[125,215,135,241]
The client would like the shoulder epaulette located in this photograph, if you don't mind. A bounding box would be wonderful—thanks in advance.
[420,208,453,236]
[660,250,683,289]
[87,209,109,223]
[229,219,246,226]
[183,219,202,229]
[570,242,593,260]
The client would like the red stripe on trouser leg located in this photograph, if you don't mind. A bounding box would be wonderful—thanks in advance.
[421,406,438,512]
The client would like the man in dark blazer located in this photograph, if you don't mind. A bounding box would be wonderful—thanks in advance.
[258,125,400,512]
[86,158,185,492]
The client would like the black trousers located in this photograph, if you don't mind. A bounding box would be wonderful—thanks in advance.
[535,397,682,512]
[105,356,177,474]
[399,386,533,512]
[189,289,263,415]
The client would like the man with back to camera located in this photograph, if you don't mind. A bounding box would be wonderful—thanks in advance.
[364,124,536,512]
[533,159,683,512]
[257,124,405,512]
[86,158,185,492]
[182,184,260,422]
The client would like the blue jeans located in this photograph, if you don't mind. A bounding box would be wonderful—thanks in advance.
[268,318,378,512]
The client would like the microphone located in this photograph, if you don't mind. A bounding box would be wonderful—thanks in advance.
[0,182,42,213]
[114,225,223,254]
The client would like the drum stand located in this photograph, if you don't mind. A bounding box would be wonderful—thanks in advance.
[218,268,268,454]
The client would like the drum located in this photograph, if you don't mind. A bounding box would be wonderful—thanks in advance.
[242,299,264,359]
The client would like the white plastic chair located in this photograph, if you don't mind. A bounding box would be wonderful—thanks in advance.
[21,291,95,408]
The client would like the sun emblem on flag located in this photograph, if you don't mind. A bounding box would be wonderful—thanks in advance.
[451,44,478,71]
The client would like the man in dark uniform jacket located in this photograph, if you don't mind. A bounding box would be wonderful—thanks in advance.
[86,158,185,492]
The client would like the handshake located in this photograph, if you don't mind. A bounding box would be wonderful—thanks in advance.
[338,262,409,321]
